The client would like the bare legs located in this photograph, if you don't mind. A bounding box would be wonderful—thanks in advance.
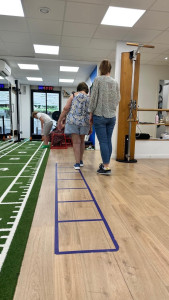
[43,135,49,145]
[71,134,85,164]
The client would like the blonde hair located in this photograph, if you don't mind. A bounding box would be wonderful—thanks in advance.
[32,111,38,118]
[99,59,112,75]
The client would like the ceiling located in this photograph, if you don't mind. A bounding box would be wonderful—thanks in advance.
[1,0,169,87]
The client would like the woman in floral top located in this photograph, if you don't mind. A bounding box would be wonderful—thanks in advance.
[58,82,91,170]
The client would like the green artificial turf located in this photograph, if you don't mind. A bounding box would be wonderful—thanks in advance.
[0,148,50,300]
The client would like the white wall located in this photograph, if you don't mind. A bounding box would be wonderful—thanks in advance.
[20,85,31,139]
[11,89,17,135]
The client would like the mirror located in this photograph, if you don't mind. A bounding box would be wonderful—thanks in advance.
[157,80,169,139]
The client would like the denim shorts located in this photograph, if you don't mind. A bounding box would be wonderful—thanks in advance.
[65,123,90,135]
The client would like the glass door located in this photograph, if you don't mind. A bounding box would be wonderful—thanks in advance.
[32,92,46,135]
[31,90,61,138]
[0,89,11,136]
[47,92,60,119]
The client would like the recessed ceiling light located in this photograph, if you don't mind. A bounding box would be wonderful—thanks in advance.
[165,57,168,60]
[40,7,50,14]
[59,79,74,83]
[33,44,59,55]
[101,6,145,27]
[60,66,79,72]
[18,64,39,70]
[0,0,24,17]
[27,77,43,81]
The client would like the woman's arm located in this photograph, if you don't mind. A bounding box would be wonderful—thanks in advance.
[88,78,99,113]
[57,94,73,130]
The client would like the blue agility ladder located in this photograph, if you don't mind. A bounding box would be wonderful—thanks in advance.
[55,164,119,254]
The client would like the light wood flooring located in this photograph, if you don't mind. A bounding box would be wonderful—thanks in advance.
[14,148,169,300]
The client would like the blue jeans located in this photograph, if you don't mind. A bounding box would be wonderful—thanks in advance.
[93,115,116,164]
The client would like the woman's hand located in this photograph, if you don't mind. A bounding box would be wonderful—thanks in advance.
[89,113,93,125]
[89,126,93,135]
[57,121,62,131]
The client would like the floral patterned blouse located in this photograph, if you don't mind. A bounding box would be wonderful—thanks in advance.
[66,92,90,126]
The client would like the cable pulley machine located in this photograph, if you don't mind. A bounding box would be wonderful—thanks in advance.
[116,42,154,163]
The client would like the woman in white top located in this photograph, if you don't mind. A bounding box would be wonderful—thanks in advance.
[89,60,120,175]
[32,111,53,148]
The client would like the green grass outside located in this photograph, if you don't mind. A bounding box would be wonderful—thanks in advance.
[0,148,50,300]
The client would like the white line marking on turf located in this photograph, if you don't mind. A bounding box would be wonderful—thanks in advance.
[0,176,15,178]
[1,236,8,239]
[0,163,25,164]
[0,229,10,231]
[0,146,47,271]
[0,142,43,204]
[9,191,18,193]
[9,158,20,160]
[0,139,28,158]
[1,203,23,205]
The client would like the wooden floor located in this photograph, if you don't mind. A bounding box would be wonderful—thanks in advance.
[14,148,169,300]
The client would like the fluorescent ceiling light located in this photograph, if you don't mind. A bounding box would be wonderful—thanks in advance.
[34,44,59,55]
[59,79,74,83]
[27,77,43,81]
[101,6,145,27]
[0,0,24,17]
[60,66,79,72]
[18,64,39,70]
[0,76,4,79]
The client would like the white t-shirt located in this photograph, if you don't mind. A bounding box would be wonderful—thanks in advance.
[37,113,52,124]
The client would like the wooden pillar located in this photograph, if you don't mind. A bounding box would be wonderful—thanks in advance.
[116,52,140,161]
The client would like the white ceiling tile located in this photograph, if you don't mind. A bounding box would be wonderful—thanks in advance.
[88,38,116,50]
[65,2,108,24]
[125,28,162,43]
[0,16,29,32]
[146,53,169,65]
[0,31,32,43]
[27,19,63,35]
[62,22,97,37]
[31,33,61,45]
[150,0,169,12]
[0,0,168,85]
[4,42,34,56]
[67,0,111,4]
[94,25,130,39]
[61,36,90,47]
[60,46,110,59]
[135,11,169,30]
[109,0,155,9]
[141,44,169,54]
[23,0,66,20]
[151,31,169,44]
[139,52,160,62]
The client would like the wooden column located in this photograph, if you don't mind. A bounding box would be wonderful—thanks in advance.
[116,52,140,161]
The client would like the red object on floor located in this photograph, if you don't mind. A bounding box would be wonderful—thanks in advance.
[50,132,68,149]
[65,136,72,147]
